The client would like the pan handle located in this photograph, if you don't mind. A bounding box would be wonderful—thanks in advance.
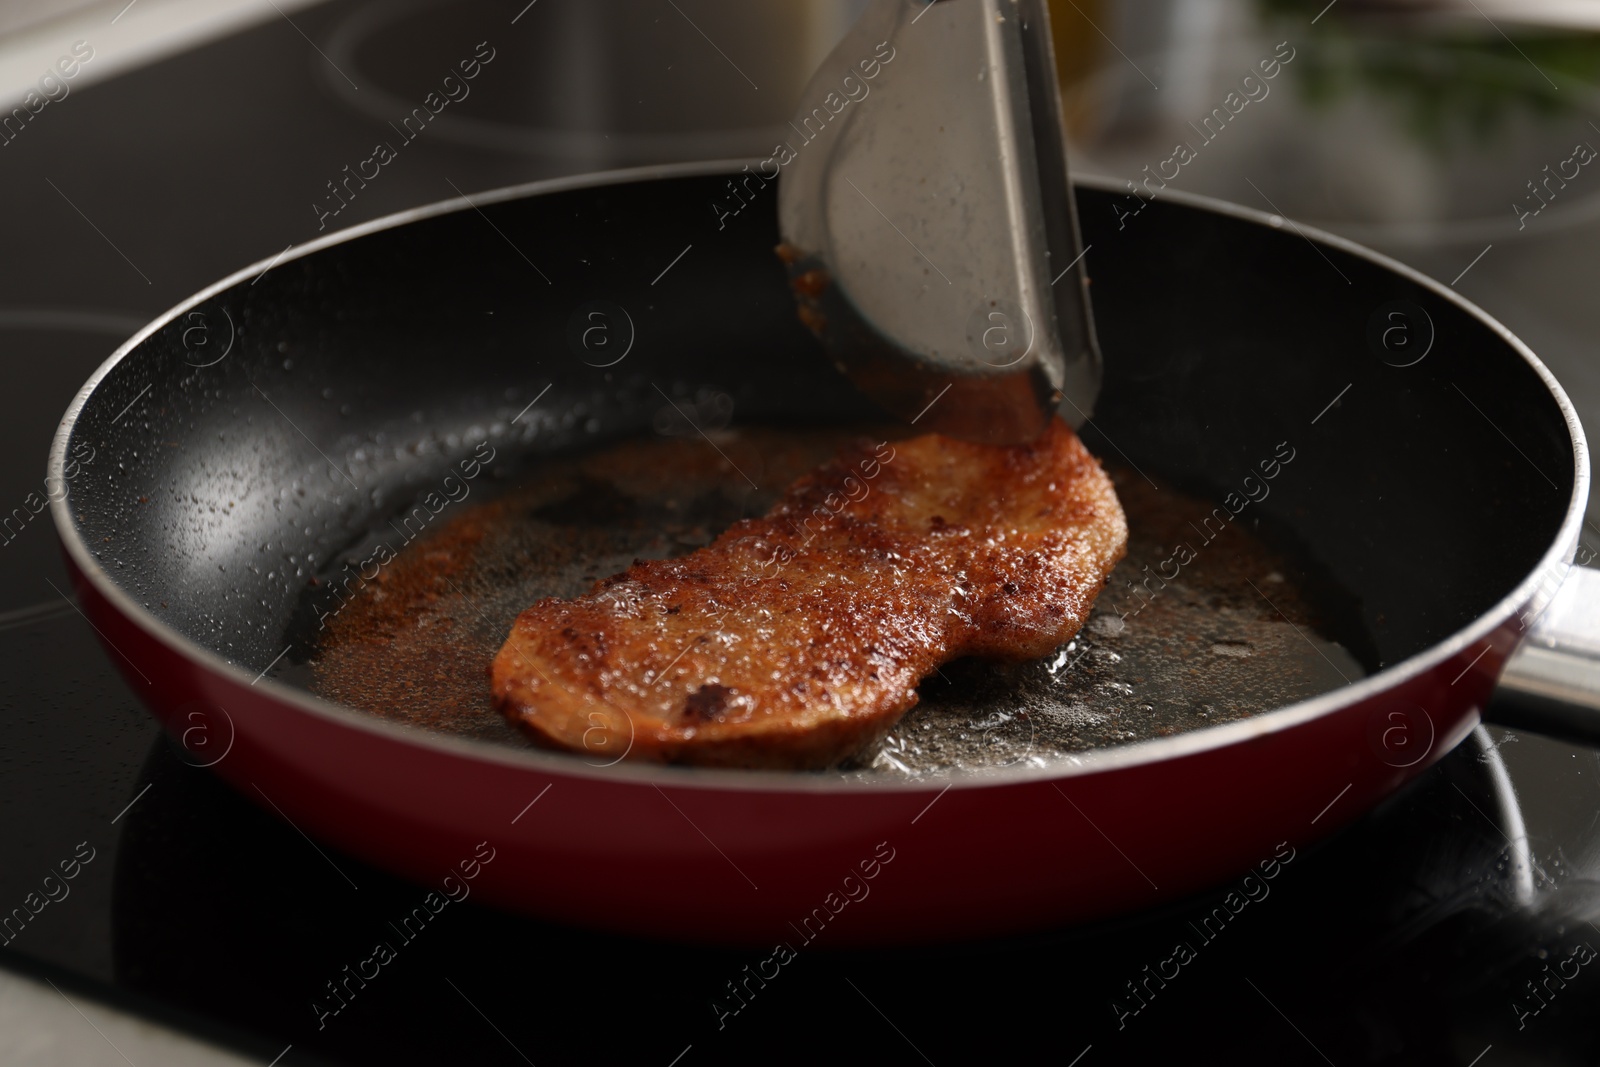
[1487,564,1600,744]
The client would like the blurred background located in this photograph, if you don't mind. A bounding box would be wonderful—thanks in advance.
[2,1,1600,1063]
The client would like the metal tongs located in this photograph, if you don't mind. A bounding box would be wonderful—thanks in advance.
[779,0,1098,444]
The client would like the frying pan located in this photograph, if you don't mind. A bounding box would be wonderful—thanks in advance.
[49,163,1595,946]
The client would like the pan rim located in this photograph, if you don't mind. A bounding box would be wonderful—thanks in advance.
[47,160,1591,795]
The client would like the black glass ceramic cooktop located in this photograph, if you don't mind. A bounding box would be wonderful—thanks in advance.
[3,2,1600,1065]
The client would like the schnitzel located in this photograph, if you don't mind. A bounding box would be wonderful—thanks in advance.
[491,418,1126,768]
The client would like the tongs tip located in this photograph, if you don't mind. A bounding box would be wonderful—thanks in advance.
[777,0,1101,443]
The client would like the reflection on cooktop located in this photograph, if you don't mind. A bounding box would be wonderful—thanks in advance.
[0,310,143,612]
[95,727,1597,1065]
[321,0,839,168]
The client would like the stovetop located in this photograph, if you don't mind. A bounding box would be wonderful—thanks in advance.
[3,2,1600,1064]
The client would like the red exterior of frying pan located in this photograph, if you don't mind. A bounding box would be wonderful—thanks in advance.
[62,546,1518,946]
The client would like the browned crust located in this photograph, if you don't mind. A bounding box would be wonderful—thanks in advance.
[490,418,1127,768]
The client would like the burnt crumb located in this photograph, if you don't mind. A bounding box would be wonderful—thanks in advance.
[797,303,827,335]
[1002,581,1020,595]
[791,268,831,299]
[683,683,734,722]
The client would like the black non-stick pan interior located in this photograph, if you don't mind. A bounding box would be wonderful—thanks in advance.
[61,170,1574,760]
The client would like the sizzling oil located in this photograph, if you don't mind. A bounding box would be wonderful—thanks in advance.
[295,427,1364,777]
